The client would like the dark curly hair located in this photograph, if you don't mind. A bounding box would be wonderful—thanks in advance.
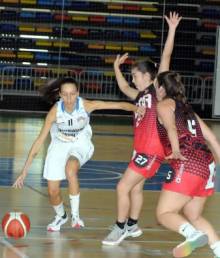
[40,77,78,104]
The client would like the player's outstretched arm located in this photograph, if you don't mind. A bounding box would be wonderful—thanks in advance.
[158,12,182,74]
[84,99,145,116]
[13,106,56,189]
[114,53,139,100]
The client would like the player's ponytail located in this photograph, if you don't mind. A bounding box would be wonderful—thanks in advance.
[40,77,79,104]
[157,71,194,120]
[157,71,186,103]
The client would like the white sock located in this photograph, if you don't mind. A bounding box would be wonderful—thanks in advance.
[211,241,220,257]
[69,193,80,219]
[178,223,197,238]
[53,202,65,217]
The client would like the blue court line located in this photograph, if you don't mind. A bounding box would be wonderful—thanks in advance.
[0,158,165,190]
[1,158,220,192]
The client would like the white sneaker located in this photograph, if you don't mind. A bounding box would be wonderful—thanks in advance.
[47,212,68,232]
[173,231,208,257]
[102,224,128,246]
[72,217,85,229]
[126,224,143,238]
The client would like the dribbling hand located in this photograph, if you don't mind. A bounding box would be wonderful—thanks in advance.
[13,173,26,189]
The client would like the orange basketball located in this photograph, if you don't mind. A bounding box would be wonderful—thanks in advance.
[1,212,31,239]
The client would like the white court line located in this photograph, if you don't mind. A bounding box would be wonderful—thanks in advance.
[0,237,30,258]
[0,235,178,244]
[21,224,220,234]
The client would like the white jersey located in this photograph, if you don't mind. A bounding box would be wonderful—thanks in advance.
[51,97,92,142]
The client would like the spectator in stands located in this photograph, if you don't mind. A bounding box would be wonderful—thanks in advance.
[13,77,145,231]
[155,70,220,258]
[102,12,182,245]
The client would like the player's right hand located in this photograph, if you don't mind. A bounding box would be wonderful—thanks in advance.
[114,53,129,68]
[12,173,26,189]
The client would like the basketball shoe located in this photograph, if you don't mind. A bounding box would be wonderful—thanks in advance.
[47,212,68,232]
[126,223,143,238]
[71,216,85,229]
[173,231,208,257]
[102,224,128,245]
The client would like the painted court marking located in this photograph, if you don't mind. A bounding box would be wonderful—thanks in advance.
[0,238,29,258]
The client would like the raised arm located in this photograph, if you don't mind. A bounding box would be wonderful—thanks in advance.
[158,12,182,74]
[157,99,186,160]
[114,53,139,100]
[13,106,57,188]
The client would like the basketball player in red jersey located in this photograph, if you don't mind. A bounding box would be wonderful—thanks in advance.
[102,12,182,245]
[156,71,220,258]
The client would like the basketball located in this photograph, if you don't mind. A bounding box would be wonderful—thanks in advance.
[1,212,31,239]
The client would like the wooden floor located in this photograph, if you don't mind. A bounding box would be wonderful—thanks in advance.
[0,114,220,258]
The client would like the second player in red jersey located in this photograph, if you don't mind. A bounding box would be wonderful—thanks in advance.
[156,71,220,258]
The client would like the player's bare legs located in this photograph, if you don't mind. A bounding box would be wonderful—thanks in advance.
[47,180,68,231]
[66,156,84,228]
[156,190,191,231]
[117,168,145,222]
[183,197,220,249]
[102,168,144,245]
[157,190,208,257]
[48,180,62,206]
[130,178,145,219]
[66,156,80,195]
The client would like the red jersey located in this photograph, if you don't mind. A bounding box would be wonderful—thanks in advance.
[133,84,164,158]
[157,100,213,180]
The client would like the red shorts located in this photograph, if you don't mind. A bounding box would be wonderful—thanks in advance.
[163,164,215,197]
[128,151,163,179]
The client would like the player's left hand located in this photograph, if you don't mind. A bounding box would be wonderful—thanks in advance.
[166,151,187,161]
[136,106,146,118]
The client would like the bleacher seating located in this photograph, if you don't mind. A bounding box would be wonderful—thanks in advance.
[0,0,220,76]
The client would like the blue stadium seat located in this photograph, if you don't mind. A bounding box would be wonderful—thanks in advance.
[35,53,51,61]
[107,16,123,25]
[123,17,140,25]
[0,24,17,33]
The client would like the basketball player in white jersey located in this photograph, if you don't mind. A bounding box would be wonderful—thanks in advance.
[13,77,145,231]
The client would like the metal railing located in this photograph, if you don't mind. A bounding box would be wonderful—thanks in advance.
[0,66,213,110]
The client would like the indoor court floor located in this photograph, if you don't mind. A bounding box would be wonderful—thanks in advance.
[0,114,220,258]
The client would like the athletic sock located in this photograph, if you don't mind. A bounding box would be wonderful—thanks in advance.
[116,221,126,229]
[53,202,65,217]
[69,193,80,219]
[178,223,197,238]
[211,241,220,257]
[127,217,138,226]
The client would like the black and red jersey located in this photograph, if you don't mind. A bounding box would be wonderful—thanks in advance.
[157,100,213,180]
[133,84,164,158]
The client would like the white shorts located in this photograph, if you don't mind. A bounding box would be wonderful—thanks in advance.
[43,136,94,181]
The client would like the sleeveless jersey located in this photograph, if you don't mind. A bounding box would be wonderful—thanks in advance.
[133,84,164,158]
[157,100,213,180]
[51,97,92,142]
